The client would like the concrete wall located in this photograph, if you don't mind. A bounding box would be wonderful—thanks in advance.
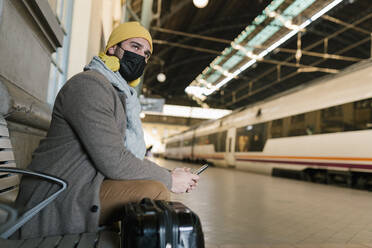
[67,0,93,79]
[67,0,121,80]
[101,0,122,45]
[87,0,104,63]
[0,0,63,168]
[0,0,54,102]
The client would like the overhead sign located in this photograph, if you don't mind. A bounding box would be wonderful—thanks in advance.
[140,96,165,112]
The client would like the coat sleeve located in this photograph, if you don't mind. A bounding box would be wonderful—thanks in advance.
[58,72,172,189]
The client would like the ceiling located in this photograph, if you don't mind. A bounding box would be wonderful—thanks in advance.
[129,0,372,110]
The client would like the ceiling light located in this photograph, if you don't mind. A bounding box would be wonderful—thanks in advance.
[157,73,166,82]
[297,67,339,73]
[265,9,302,31]
[211,65,235,78]
[297,67,318,72]
[193,0,209,8]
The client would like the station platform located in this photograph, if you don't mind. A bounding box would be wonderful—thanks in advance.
[152,158,372,248]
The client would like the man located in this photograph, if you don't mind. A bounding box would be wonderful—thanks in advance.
[15,22,199,239]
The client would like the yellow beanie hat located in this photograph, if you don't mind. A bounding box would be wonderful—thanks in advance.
[102,22,152,87]
[104,22,153,53]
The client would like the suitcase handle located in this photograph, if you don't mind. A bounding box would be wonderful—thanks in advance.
[139,198,159,213]
[140,198,154,205]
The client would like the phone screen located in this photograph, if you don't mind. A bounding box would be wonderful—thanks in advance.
[194,164,209,175]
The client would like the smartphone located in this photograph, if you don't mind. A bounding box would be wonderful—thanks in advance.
[194,164,209,175]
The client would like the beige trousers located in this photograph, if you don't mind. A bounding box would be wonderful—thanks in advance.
[99,179,170,225]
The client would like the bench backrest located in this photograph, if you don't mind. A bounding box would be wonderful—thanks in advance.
[0,117,19,203]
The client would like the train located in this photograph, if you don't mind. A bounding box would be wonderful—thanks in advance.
[164,60,372,189]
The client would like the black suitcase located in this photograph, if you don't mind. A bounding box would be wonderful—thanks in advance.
[122,198,205,248]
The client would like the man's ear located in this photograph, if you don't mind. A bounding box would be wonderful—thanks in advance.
[107,45,117,55]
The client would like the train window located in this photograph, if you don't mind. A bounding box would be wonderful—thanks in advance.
[208,134,217,148]
[354,98,372,130]
[195,136,201,145]
[291,114,305,123]
[235,127,249,152]
[194,132,227,152]
[272,119,283,126]
[195,135,210,145]
[288,114,307,137]
[183,139,192,146]
[235,123,267,152]
[166,141,180,148]
[320,105,344,133]
[202,136,209,145]
[271,119,283,138]
[211,131,227,152]
[250,124,267,151]
[304,111,318,135]
[342,102,355,131]
[322,105,342,118]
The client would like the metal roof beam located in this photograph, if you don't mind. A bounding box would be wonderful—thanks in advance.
[258,58,339,73]
[322,15,372,35]
[277,48,363,62]
[151,27,231,44]
[223,35,371,108]
[221,13,372,107]
[153,39,221,55]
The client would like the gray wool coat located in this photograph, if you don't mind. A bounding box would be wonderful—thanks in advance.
[14,70,172,239]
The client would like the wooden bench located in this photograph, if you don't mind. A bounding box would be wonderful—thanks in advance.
[0,116,120,247]
[0,117,19,203]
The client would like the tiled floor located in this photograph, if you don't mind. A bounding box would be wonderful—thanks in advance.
[152,158,372,248]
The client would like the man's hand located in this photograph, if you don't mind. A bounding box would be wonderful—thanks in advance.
[171,167,200,194]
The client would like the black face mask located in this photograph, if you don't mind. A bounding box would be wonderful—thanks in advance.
[118,50,146,82]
